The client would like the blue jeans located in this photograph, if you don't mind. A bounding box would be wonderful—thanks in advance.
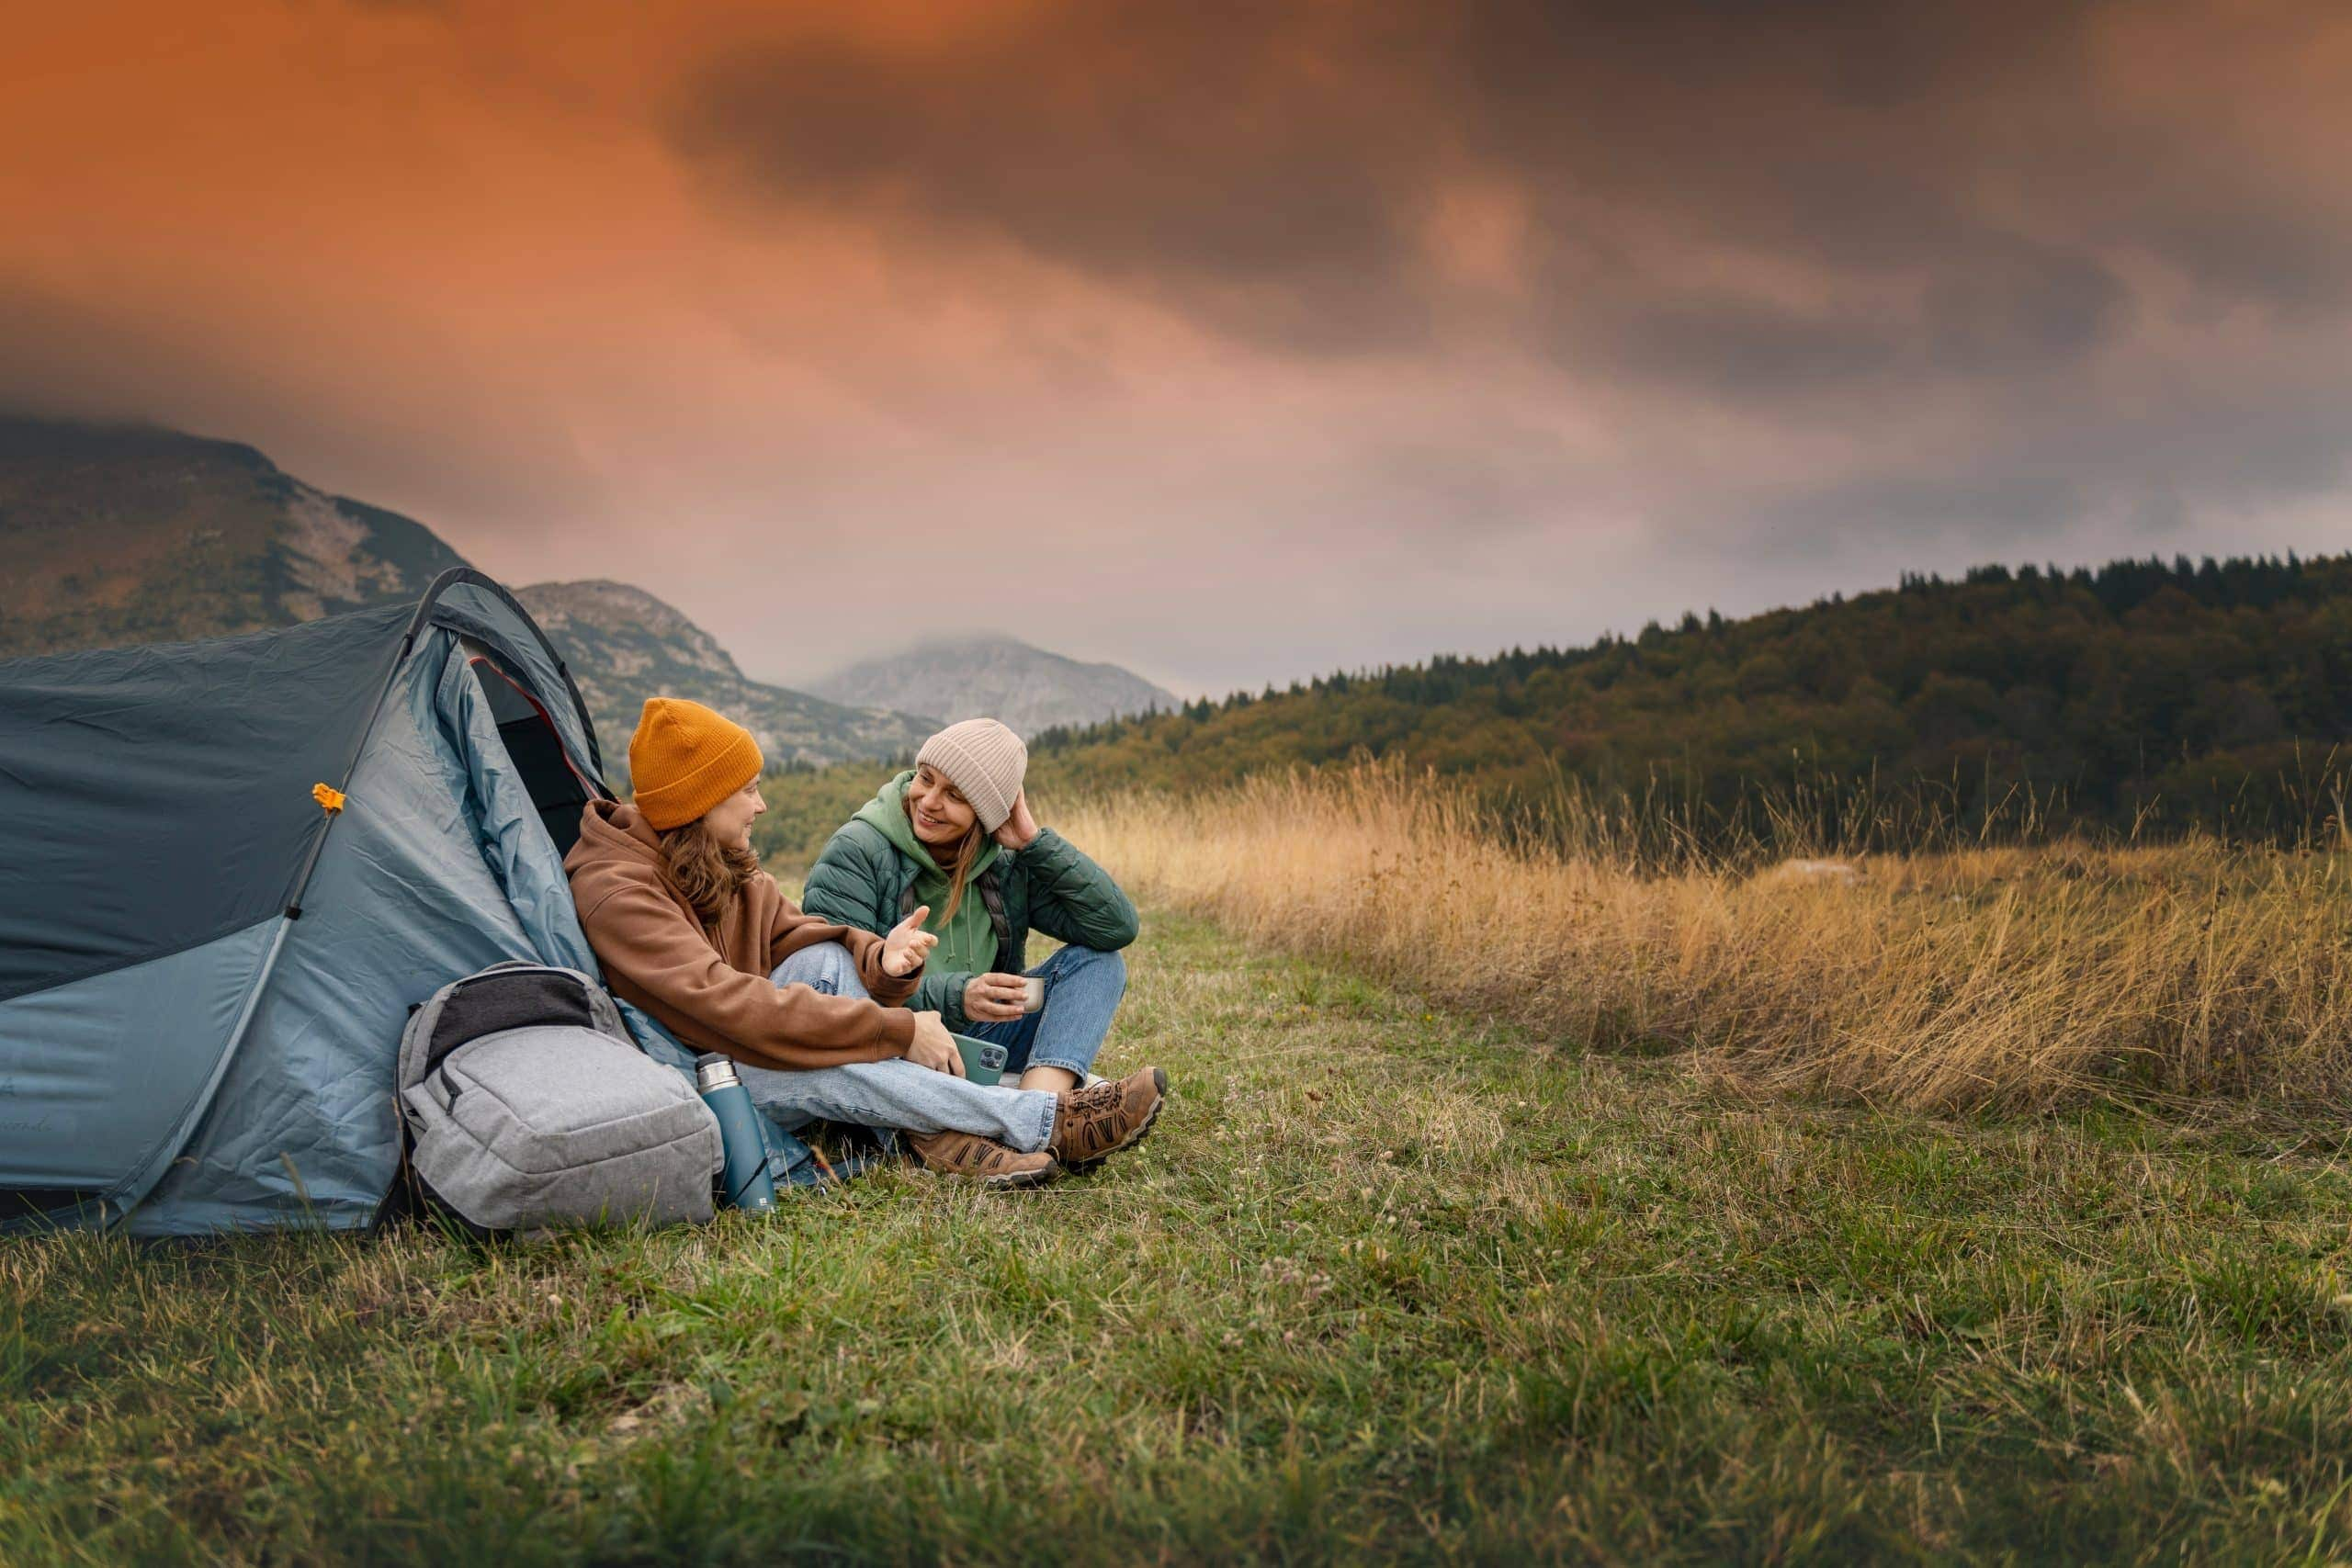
[731,943,1058,1153]
[959,944,1127,1079]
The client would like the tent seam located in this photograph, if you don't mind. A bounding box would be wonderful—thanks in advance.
[0,897,322,1008]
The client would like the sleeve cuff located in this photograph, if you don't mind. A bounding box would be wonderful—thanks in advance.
[933,970,976,1029]
[864,950,920,1005]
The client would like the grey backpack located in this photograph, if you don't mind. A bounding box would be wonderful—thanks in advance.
[395,963,722,1233]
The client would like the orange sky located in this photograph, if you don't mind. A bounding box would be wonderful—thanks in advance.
[6,0,2349,692]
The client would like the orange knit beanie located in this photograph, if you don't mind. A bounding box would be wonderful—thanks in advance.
[628,697,764,830]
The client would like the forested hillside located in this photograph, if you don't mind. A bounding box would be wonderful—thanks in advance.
[1019,553,2352,842]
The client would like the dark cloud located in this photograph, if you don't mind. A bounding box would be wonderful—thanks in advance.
[1751,472,2090,550]
[669,0,2342,394]
[6,0,2348,694]
[1599,299,1905,397]
[2120,196,2351,313]
[670,2,1442,352]
[1919,242,2130,370]
[1717,368,2352,565]
[650,0,2335,598]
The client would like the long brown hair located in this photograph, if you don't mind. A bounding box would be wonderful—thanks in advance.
[657,818,760,937]
[908,795,989,921]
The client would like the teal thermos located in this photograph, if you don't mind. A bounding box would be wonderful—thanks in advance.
[695,1054,777,1213]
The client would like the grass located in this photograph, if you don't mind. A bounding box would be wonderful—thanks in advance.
[1059,764,2352,1112]
[7,908,2352,1562]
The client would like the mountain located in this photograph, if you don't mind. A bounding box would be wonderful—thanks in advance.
[0,416,933,771]
[1015,553,2352,843]
[514,581,933,773]
[806,634,1178,739]
[0,417,465,658]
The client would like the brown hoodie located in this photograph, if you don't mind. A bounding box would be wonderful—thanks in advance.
[564,799,919,1069]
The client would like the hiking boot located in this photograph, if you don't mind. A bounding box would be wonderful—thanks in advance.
[905,1130,1059,1188]
[1049,1066,1168,1169]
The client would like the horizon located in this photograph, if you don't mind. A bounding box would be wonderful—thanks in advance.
[6,1,2348,694]
[1034,546,2338,716]
[11,406,2337,711]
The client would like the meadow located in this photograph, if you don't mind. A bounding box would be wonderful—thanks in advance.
[6,778,2352,1562]
[1059,763,2352,1113]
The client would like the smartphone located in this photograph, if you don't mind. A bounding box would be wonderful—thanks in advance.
[955,1035,1010,1086]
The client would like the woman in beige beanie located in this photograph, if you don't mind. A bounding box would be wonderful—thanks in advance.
[803,718,1163,1167]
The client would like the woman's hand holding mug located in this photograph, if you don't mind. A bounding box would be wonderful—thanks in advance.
[963,972,1033,1022]
[880,905,937,977]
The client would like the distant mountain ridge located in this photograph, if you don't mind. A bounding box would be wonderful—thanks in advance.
[0,416,931,769]
[514,581,933,773]
[808,634,1177,739]
[0,417,465,658]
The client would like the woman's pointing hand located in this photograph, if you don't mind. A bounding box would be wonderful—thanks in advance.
[880,905,937,977]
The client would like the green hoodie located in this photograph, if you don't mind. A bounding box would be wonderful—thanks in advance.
[854,773,1002,977]
[807,768,1139,1029]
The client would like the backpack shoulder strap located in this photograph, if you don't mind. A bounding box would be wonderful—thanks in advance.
[405,965,628,1083]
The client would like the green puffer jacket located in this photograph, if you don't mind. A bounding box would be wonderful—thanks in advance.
[801,771,1139,1030]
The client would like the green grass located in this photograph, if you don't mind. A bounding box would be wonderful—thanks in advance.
[7,911,2352,1562]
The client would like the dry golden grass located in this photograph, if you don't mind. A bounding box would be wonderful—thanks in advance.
[1059,763,2352,1111]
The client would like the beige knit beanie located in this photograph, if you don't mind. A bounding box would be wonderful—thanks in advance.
[914,718,1027,832]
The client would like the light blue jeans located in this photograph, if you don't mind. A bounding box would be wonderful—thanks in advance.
[734,943,1058,1153]
[957,944,1126,1079]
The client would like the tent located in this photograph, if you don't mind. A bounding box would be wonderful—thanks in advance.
[0,569,704,1235]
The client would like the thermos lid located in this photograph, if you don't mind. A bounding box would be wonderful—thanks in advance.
[695,1053,740,1091]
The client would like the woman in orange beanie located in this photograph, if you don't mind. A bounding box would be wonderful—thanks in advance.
[563,698,1159,1186]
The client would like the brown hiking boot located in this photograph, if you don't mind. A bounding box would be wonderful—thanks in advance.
[1049,1066,1167,1169]
[905,1130,1059,1188]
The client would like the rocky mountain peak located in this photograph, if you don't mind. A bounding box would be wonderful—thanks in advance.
[0,416,463,658]
[806,633,1178,739]
[513,580,931,771]
[0,418,932,770]
[509,580,740,682]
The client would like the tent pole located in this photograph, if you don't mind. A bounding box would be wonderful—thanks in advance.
[401,567,608,774]
[280,629,418,920]
[285,565,607,919]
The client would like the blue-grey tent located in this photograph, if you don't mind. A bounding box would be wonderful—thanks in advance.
[0,569,708,1235]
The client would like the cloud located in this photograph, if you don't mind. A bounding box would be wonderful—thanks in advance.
[1,0,2348,694]
[668,0,2340,380]
[667,2,1443,355]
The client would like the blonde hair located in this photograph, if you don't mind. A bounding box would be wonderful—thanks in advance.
[656,817,760,937]
[906,792,989,922]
